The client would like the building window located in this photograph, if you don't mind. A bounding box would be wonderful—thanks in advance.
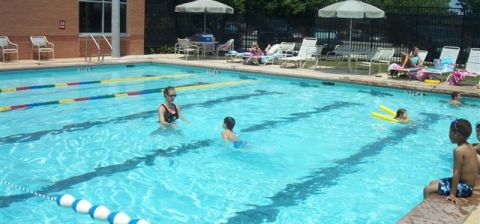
[79,0,127,33]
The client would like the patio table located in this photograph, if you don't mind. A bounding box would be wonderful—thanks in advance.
[192,41,218,59]
[332,50,368,73]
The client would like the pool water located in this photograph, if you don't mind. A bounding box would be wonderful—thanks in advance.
[0,63,478,223]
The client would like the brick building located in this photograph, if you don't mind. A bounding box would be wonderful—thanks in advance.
[0,0,144,60]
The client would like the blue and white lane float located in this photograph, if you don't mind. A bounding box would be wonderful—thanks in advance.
[1,179,149,224]
[58,194,151,224]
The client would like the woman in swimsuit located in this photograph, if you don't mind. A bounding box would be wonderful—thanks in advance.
[399,47,421,68]
[157,86,185,126]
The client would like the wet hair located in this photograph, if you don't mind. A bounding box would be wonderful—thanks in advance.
[163,86,175,97]
[451,91,460,99]
[395,108,407,119]
[476,122,480,130]
[224,117,236,130]
[450,119,472,140]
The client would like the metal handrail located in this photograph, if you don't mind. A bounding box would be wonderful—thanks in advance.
[85,34,101,62]
[84,34,114,62]
[101,35,112,49]
[100,35,112,61]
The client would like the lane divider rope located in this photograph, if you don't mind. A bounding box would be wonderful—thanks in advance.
[0,80,255,112]
[0,74,191,93]
[1,179,149,224]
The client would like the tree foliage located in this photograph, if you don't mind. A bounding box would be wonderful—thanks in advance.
[221,0,451,15]
[456,0,480,11]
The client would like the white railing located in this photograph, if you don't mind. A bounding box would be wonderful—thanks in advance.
[84,34,112,62]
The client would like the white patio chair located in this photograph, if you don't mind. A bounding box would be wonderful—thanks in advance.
[281,37,319,68]
[216,39,234,59]
[30,36,54,60]
[177,38,199,60]
[0,36,18,62]
[356,47,395,76]
[325,45,348,64]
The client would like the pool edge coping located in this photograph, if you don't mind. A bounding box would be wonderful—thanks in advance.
[0,56,478,98]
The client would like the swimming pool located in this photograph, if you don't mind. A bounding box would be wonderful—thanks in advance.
[0,63,478,223]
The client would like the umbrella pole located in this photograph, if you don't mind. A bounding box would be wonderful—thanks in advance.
[349,19,352,51]
[203,12,206,34]
[348,18,353,71]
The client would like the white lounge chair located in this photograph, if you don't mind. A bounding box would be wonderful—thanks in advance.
[426,46,460,80]
[356,48,395,76]
[439,46,460,64]
[0,36,18,62]
[281,37,319,68]
[30,36,54,60]
[446,48,480,85]
[216,39,234,59]
[466,48,480,74]
[176,38,199,60]
[465,48,480,86]
[261,42,296,65]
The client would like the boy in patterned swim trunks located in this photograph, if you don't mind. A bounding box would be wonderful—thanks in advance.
[423,119,478,204]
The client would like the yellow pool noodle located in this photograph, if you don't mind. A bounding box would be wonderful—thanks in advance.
[371,112,398,123]
[379,105,396,116]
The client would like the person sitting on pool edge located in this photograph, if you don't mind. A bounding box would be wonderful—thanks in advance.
[221,116,245,148]
[423,119,478,203]
[394,108,409,122]
[450,92,463,106]
[157,86,186,126]
[473,122,480,173]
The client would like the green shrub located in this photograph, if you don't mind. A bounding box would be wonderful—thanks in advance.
[146,46,175,54]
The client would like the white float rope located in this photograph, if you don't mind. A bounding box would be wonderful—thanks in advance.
[1,179,150,224]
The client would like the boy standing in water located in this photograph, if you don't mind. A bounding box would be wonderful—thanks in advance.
[221,117,244,148]
[450,92,463,106]
[423,119,478,203]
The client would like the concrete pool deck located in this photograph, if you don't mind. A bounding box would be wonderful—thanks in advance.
[0,54,479,98]
[0,54,479,223]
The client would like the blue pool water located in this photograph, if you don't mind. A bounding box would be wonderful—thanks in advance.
[0,63,479,223]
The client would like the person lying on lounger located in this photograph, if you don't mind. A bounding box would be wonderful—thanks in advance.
[243,42,264,65]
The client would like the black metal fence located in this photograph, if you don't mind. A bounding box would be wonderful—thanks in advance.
[145,1,480,64]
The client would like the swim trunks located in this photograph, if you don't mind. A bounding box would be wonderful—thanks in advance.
[233,141,246,149]
[437,177,473,197]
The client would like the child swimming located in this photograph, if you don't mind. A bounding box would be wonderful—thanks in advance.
[394,108,409,122]
[221,117,245,148]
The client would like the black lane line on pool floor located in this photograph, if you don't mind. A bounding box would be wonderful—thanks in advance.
[241,101,362,132]
[225,112,446,224]
[0,101,361,208]
[0,90,281,145]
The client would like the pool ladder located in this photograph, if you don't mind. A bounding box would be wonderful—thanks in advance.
[84,34,112,63]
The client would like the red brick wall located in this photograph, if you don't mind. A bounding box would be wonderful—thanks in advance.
[0,0,144,60]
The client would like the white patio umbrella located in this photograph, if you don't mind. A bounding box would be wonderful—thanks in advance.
[175,0,234,33]
[318,0,385,51]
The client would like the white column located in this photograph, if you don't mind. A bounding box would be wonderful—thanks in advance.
[111,0,121,57]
